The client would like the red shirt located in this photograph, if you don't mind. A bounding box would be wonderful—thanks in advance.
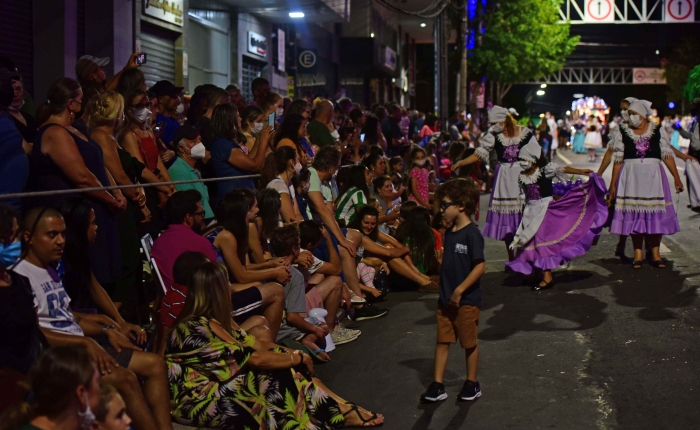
[161,283,188,327]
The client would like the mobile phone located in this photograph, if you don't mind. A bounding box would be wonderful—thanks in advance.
[268,112,276,129]
[360,133,365,142]
[136,53,147,65]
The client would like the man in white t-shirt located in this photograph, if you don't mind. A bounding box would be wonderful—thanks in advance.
[546,112,558,156]
[12,208,172,430]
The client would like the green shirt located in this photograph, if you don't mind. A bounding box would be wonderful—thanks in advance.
[335,187,367,225]
[307,119,335,148]
[167,157,214,218]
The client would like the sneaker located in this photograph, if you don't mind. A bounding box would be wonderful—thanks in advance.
[350,290,367,304]
[331,327,359,345]
[458,380,481,401]
[352,304,389,321]
[420,381,447,402]
[337,325,361,338]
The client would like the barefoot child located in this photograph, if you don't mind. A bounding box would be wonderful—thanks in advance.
[421,178,486,402]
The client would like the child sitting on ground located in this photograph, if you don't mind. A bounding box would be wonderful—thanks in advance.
[421,178,486,403]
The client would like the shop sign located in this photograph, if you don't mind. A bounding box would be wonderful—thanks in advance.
[297,74,326,87]
[298,49,318,74]
[278,29,286,72]
[384,47,397,71]
[144,0,184,26]
[248,31,267,58]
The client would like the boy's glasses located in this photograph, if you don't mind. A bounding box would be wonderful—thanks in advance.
[440,201,456,212]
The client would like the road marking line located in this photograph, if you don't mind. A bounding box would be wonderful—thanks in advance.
[660,242,671,254]
[557,152,573,165]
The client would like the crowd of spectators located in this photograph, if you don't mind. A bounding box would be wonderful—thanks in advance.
[0,52,489,430]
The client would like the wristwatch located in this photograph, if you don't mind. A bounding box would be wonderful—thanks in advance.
[102,324,116,333]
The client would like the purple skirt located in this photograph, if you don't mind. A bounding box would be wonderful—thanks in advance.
[506,174,609,275]
[610,163,680,236]
[482,164,522,241]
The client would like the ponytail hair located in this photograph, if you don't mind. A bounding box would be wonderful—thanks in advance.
[86,91,124,132]
[0,346,95,430]
[35,77,82,125]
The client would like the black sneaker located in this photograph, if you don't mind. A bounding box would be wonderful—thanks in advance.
[353,304,389,321]
[458,380,481,401]
[420,381,447,402]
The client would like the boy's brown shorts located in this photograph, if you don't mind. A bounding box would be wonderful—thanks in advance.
[436,305,480,349]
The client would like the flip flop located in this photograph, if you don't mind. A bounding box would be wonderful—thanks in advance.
[301,344,329,363]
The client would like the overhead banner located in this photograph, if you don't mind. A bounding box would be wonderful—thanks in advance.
[632,68,666,84]
[584,0,615,22]
[665,0,694,22]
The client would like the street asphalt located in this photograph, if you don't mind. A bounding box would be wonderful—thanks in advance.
[315,150,700,430]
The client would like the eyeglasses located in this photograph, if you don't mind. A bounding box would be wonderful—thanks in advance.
[191,211,205,218]
[71,98,83,107]
[439,201,457,212]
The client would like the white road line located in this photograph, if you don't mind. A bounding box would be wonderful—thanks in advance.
[660,242,671,254]
[557,152,573,165]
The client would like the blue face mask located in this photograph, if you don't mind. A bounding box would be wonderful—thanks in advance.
[0,241,21,269]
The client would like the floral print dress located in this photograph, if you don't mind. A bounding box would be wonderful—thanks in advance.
[165,315,344,429]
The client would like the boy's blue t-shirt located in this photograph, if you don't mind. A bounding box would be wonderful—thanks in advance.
[439,222,485,308]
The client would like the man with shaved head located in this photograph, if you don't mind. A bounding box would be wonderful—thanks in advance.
[307,99,337,148]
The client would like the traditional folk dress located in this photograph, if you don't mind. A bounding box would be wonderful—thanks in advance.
[609,122,680,236]
[476,126,537,240]
[583,118,603,150]
[505,141,608,275]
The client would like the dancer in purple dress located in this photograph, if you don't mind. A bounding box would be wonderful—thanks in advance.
[451,106,538,261]
[506,140,607,290]
[608,100,683,269]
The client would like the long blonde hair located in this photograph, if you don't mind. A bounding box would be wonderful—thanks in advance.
[173,262,235,333]
[504,113,518,137]
[87,91,124,132]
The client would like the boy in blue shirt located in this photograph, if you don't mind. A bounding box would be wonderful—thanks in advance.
[421,178,486,402]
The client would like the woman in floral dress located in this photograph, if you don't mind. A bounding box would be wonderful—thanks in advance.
[165,262,384,429]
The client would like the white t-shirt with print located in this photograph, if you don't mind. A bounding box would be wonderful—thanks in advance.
[13,259,84,336]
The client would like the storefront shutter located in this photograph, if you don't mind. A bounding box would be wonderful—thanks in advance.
[140,29,176,89]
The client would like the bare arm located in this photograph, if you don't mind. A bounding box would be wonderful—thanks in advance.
[451,154,480,171]
[279,193,301,223]
[361,235,408,259]
[247,222,267,264]
[228,127,273,171]
[218,230,289,284]
[105,53,140,92]
[609,162,623,200]
[561,166,593,175]
[597,148,613,175]
[663,156,684,192]
[120,131,172,194]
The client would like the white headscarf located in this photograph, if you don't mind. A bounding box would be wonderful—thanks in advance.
[508,107,519,117]
[519,139,543,163]
[488,105,509,123]
[628,99,653,118]
[623,97,638,105]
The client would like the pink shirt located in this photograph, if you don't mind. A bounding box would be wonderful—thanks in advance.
[409,167,430,204]
[420,125,434,139]
[151,224,218,292]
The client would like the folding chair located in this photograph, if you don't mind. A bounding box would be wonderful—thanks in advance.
[141,234,154,261]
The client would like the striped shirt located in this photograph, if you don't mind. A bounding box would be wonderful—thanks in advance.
[335,187,367,225]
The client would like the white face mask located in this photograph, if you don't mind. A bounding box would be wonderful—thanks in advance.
[490,123,503,133]
[519,160,532,170]
[276,107,284,117]
[629,114,642,128]
[9,99,25,111]
[330,129,340,140]
[190,142,206,159]
[78,393,96,430]
[414,158,427,166]
[175,103,184,114]
[621,110,629,122]
[252,122,263,134]
[294,162,302,174]
[133,107,152,124]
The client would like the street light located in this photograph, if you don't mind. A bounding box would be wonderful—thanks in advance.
[536,90,545,96]
[566,110,571,115]
[539,113,545,118]
[289,12,304,18]
[420,23,427,27]
[669,102,676,109]
[540,84,547,89]
[370,32,375,38]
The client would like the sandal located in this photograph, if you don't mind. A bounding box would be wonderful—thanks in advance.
[343,402,383,427]
[650,259,666,269]
[531,281,554,291]
[632,260,643,269]
[302,345,330,363]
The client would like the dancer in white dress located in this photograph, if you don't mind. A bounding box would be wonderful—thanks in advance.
[583,116,602,162]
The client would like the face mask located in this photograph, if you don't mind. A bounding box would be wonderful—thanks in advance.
[629,115,642,128]
[302,183,310,194]
[276,107,284,117]
[519,160,532,170]
[175,103,184,114]
[294,162,302,174]
[133,107,151,124]
[330,130,340,140]
[414,159,426,166]
[621,110,629,122]
[77,393,96,430]
[190,142,206,159]
[491,124,503,133]
[0,241,21,268]
[252,122,263,134]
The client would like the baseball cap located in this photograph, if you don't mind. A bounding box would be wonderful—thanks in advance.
[76,55,110,80]
[0,67,20,81]
[172,126,199,146]
[150,80,184,98]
